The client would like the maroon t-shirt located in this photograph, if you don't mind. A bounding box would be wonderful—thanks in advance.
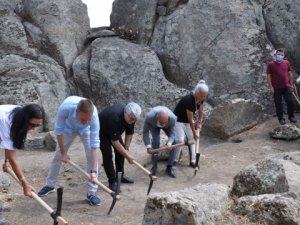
[267,60,291,89]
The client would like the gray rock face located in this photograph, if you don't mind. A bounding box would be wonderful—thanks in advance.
[269,124,300,140]
[263,0,300,72]
[232,192,300,225]
[143,183,229,225]
[20,0,90,73]
[202,99,267,139]
[150,0,273,107]
[44,131,57,151]
[0,54,68,130]
[25,133,46,150]
[269,152,300,193]
[110,0,158,44]
[231,159,289,197]
[73,37,188,112]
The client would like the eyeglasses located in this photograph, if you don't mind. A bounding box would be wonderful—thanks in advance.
[29,122,41,128]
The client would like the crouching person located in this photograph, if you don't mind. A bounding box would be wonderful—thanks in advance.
[143,106,177,178]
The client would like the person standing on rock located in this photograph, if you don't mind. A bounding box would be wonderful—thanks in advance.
[267,48,297,125]
[1,104,44,197]
[143,106,177,178]
[38,96,101,206]
[99,102,141,192]
[173,80,208,167]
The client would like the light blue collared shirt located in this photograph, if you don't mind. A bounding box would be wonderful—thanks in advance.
[54,96,100,148]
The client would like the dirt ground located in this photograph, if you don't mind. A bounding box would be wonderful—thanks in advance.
[1,115,299,225]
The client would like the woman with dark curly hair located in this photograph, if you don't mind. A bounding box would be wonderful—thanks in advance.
[0,104,44,197]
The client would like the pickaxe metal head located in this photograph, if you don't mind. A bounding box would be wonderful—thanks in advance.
[107,172,122,215]
[147,174,157,195]
[52,187,64,225]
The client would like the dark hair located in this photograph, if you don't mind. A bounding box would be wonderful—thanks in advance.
[10,104,44,149]
[275,48,285,54]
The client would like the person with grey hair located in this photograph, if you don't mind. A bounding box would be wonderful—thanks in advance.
[173,80,208,167]
[143,106,177,178]
[98,102,141,192]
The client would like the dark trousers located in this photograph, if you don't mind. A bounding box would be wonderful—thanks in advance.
[274,88,295,121]
[100,135,125,184]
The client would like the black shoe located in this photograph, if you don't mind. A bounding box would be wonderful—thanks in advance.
[109,181,118,192]
[121,176,134,184]
[279,118,286,125]
[289,117,297,123]
[166,166,176,178]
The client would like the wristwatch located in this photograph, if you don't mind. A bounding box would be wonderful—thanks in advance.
[90,170,97,174]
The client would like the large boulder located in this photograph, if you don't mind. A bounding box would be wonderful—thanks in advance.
[73,37,188,112]
[202,99,267,139]
[143,183,230,225]
[263,0,300,72]
[269,152,300,193]
[0,54,68,130]
[232,192,300,225]
[231,159,289,197]
[110,0,158,44]
[18,0,90,74]
[269,124,300,140]
[150,0,273,107]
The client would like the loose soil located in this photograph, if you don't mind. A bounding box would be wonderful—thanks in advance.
[1,116,299,225]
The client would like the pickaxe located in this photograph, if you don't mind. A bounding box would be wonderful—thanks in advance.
[6,167,68,225]
[67,160,121,215]
[194,126,202,176]
[132,160,157,195]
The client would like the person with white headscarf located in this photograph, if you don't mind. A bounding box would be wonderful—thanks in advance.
[98,102,142,192]
[173,80,209,167]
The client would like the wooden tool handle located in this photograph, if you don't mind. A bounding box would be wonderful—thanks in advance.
[67,160,113,195]
[132,160,151,175]
[6,167,68,225]
[152,143,186,153]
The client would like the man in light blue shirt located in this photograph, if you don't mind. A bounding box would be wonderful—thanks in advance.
[143,106,177,178]
[38,96,101,206]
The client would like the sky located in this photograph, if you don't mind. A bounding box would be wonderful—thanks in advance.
[81,0,114,27]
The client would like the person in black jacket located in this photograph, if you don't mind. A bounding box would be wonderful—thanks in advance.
[99,102,141,192]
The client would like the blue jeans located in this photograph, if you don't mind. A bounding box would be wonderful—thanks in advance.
[150,127,177,167]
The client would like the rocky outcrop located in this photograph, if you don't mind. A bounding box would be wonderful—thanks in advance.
[18,0,90,74]
[0,54,68,130]
[143,183,229,225]
[232,192,300,225]
[202,99,267,139]
[263,0,300,72]
[269,124,300,140]
[73,37,188,112]
[150,0,273,107]
[231,159,289,197]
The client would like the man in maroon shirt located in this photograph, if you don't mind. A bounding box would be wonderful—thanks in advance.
[267,48,296,125]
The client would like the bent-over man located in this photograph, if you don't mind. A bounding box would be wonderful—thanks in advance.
[99,102,141,192]
[38,96,101,206]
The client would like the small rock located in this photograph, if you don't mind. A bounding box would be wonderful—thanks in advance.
[25,133,47,150]
[269,124,300,140]
[156,6,167,16]
[44,131,57,151]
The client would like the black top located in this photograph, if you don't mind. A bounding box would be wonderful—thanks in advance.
[99,104,135,141]
[174,93,202,123]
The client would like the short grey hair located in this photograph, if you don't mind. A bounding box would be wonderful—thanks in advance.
[194,80,209,94]
[125,102,142,119]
